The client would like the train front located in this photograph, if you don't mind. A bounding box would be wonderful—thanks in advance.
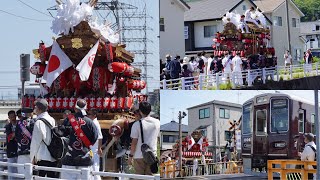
[242,94,290,172]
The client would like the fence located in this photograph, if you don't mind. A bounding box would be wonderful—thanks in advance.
[0,161,160,180]
[267,159,316,180]
[160,160,242,178]
[160,63,319,90]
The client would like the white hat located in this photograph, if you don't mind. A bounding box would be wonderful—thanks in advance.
[166,54,171,58]
[183,57,189,64]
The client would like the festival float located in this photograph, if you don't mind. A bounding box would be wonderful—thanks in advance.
[172,130,211,161]
[23,0,147,173]
[212,10,277,69]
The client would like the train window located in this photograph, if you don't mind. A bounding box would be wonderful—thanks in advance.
[256,109,267,135]
[311,114,315,134]
[243,103,252,134]
[271,99,289,133]
[298,110,305,133]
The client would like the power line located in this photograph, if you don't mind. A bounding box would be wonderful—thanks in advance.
[16,0,53,18]
[0,9,51,22]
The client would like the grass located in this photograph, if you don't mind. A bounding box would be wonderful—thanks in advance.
[219,80,233,90]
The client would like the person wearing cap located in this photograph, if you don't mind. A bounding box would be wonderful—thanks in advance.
[30,99,58,178]
[128,101,160,175]
[5,110,18,180]
[15,108,35,176]
[60,99,98,180]
[299,133,316,180]
[87,108,103,180]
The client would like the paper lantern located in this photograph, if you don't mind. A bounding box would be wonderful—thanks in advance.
[108,62,128,73]
[128,80,146,90]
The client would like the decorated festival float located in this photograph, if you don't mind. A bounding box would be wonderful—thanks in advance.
[23,0,146,174]
[172,130,211,164]
[212,9,277,70]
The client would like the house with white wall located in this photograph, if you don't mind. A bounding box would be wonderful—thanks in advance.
[300,21,320,57]
[187,100,242,161]
[160,0,190,60]
[184,0,304,65]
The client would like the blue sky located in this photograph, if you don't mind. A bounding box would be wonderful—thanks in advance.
[0,0,159,99]
[160,90,316,125]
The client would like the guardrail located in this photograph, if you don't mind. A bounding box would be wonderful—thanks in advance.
[160,160,243,178]
[160,63,319,90]
[0,161,160,180]
[267,159,316,180]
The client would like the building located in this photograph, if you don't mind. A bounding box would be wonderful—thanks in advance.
[184,0,304,64]
[160,120,188,153]
[300,21,320,57]
[187,100,242,161]
[160,0,190,60]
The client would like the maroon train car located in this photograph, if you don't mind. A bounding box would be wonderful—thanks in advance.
[241,93,315,171]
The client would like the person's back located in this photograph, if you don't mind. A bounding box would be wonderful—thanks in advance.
[61,111,98,166]
[30,99,58,178]
[129,101,160,175]
[169,59,181,79]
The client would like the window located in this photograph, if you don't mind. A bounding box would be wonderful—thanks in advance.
[184,26,189,39]
[243,103,253,134]
[219,108,230,119]
[298,110,305,133]
[310,41,314,48]
[273,16,282,26]
[160,18,165,32]
[225,131,233,141]
[292,18,297,28]
[199,108,210,119]
[163,135,179,143]
[311,114,315,134]
[242,5,246,10]
[271,99,289,133]
[204,25,217,38]
[256,109,267,135]
[317,25,320,31]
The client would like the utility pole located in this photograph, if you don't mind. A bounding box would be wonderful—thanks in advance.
[178,111,186,176]
[315,90,319,179]
[285,0,292,55]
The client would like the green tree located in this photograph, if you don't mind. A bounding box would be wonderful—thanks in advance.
[294,0,320,21]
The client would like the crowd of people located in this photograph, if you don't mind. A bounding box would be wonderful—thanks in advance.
[160,51,277,87]
[4,99,160,179]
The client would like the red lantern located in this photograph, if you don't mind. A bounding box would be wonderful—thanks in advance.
[110,96,118,110]
[62,97,69,109]
[125,96,133,110]
[48,97,56,110]
[123,66,134,76]
[108,62,128,73]
[56,97,63,110]
[69,97,77,109]
[103,97,111,110]
[128,80,146,90]
[88,97,96,109]
[96,97,103,110]
[118,97,125,110]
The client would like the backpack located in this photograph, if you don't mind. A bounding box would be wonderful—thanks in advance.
[139,120,159,169]
[39,118,69,160]
[307,145,317,169]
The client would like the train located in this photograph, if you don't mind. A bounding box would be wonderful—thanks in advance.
[241,93,316,171]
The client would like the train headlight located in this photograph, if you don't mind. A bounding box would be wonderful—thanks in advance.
[274,142,286,148]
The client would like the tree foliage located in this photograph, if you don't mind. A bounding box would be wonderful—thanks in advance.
[294,0,320,21]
